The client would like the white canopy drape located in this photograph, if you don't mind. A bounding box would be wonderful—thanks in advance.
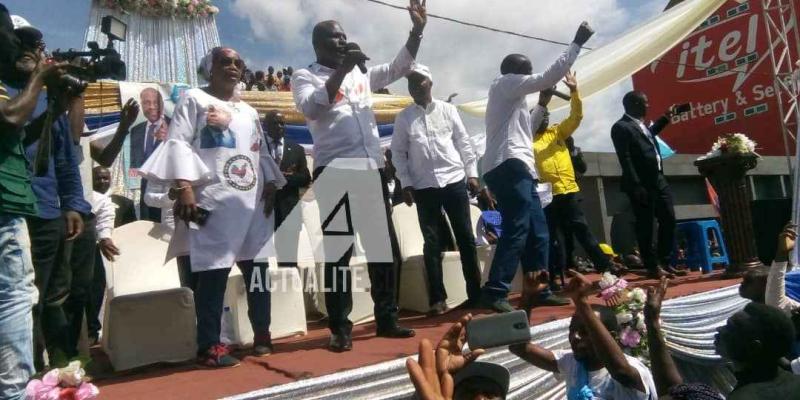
[457,0,730,116]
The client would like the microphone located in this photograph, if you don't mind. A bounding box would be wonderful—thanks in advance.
[346,42,369,74]
[552,90,571,101]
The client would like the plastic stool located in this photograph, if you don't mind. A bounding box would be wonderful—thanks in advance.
[673,219,729,273]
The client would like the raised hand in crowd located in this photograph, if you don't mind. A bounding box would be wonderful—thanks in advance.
[563,70,578,93]
[573,21,595,47]
[119,98,140,130]
[99,238,121,262]
[91,98,140,167]
[408,0,427,34]
[406,338,454,400]
[774,223,796,262]
[520,271,550,318]
[644,277,684,396]
[436,313,485,375]
[565,270,647,392]
[64,210,84,240]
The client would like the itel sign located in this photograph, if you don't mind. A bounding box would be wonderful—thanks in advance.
[632,0,800,156]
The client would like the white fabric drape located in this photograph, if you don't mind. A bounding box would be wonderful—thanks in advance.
[224,285,745,400]
[458,0,729,116]
[84,1,221,86]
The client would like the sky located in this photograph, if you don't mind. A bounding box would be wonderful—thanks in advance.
[3,0,672,151]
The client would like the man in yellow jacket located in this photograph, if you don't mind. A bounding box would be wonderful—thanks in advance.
[533,72,623,289]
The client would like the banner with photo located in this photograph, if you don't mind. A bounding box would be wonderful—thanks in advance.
[90,81,189,200]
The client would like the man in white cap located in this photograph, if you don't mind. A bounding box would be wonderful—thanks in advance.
[390,64,482,315]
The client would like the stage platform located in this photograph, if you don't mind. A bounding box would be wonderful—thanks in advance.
[89,270,741,400]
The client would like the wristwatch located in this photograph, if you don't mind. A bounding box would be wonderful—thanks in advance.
[410,30,423,40]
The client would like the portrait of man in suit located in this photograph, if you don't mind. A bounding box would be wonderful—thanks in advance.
[611,91,684,279]
[263,111,311,267]
[130,87,169,168]
[129,87,170,222]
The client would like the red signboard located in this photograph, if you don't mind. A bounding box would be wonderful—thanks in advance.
[632,0,800,156]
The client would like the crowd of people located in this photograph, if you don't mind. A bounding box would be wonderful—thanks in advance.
[2,0,800,399]
[238,65,295,92]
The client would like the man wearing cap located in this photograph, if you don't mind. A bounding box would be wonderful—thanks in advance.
[532,71,625,289]
[0,9,70,397]
[292,0,427,352]
[3,15,92,370]
[390,64,482,315]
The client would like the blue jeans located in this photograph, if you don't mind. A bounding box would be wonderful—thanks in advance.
[482,159,550,300]
[0,214,36,400]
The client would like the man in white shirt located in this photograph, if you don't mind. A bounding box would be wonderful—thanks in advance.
[480,22,594,314]
[87,166,119,343]
[291,0,427,352]
[391,64,482,315]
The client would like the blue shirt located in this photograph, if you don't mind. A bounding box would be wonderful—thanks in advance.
[7,85,91,219]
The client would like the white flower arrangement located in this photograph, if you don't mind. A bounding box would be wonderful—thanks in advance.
[598,272,649,357]
[698,132,758,160]
[99,0,219,19]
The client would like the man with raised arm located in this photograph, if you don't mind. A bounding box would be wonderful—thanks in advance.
[480,22,594,314]
[291,0,427,352]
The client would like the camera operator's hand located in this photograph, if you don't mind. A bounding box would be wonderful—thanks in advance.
[118,98,140,131]
[32,58,69,86]
[64,210,84,241]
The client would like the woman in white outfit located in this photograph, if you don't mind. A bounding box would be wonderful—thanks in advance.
[139,47,285,368]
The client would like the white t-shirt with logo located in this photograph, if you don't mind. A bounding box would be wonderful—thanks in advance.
[139,88,285,271]
[554,350,657,400]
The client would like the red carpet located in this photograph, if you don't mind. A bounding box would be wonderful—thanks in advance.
[90,270,741,399]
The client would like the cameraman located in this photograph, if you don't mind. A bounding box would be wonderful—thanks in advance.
[0,7,72,399]
[3,16,92,370]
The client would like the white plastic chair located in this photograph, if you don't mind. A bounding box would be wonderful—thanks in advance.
[221,266,307,346]
[101,221,196,371]
[469,205,522,292]
[393,203,468,313]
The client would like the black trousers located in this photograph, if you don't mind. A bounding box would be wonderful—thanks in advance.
[274,199,302,268]
[27,216,69,370]
[413,180,481,305]
[626,182,676,272]
[544,192,610,276]
[313,166,401,336]
[63,215,96,358]
[86,247,105,339]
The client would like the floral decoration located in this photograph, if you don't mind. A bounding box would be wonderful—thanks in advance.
[99,0,219,19]
[25,361,99,400]
[698,132,758,160]
[598,272,649,358]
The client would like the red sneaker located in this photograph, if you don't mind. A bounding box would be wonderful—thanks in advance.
[197,343,240,368]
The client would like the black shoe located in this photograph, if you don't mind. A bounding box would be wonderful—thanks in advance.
[328,333,353,352]
[480,294,516,313]
[376,325,416,338]
[427,301,449,316]
[647,267,675,280]
[253,333,273,356]
[663,265,688,276]
[534,294,571,306]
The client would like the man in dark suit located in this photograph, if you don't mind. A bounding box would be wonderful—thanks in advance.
[263,111,311,267]
[611,91,686,279]
[129,87,169,223]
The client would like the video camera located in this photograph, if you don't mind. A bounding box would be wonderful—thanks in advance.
[49,15,127,95]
